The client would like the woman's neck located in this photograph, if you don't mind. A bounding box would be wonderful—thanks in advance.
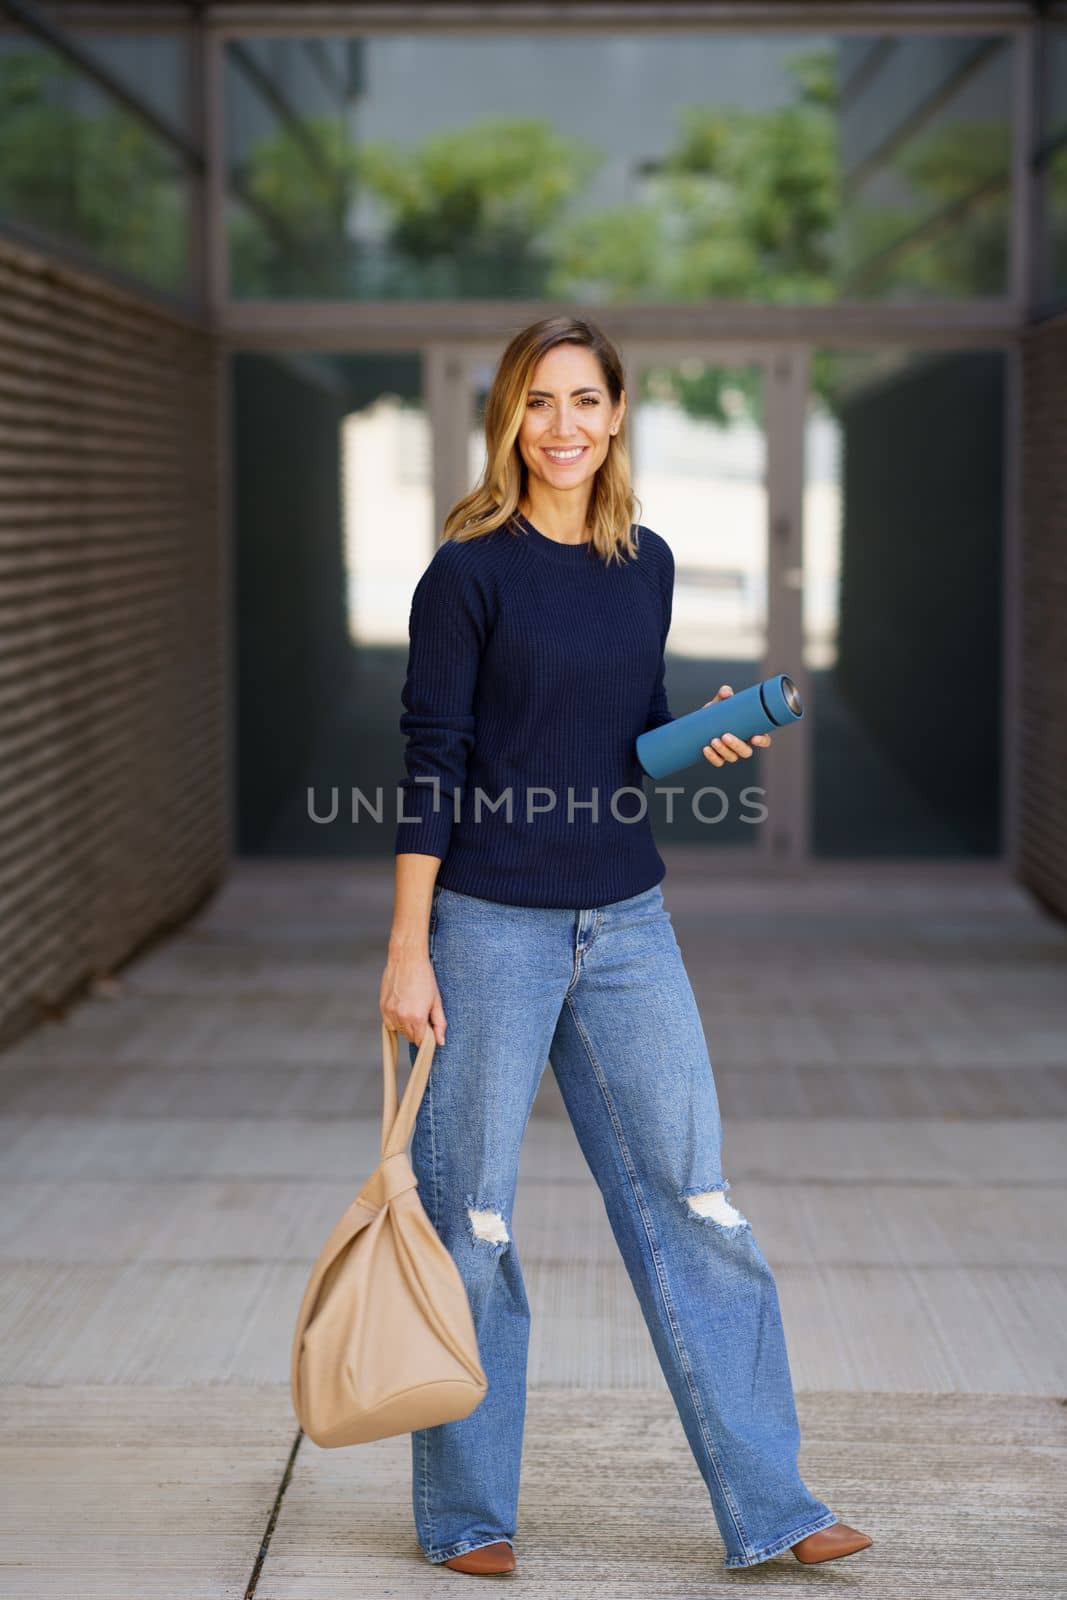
[519,490,592,546]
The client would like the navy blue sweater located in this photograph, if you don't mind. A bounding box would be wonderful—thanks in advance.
[394,510,674,908]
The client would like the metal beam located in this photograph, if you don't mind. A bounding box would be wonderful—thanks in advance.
[34,0,1041,29]
[199,4,1035,36]
[763,348,810,870]
[1009,14,1036,314]
[838,37,895,111]
[218,297,1023,351]
[841,37,1008,200]
[199,17,227,319]
[228,38,346,192]
[21,5,194,25]
[188,8,207,315]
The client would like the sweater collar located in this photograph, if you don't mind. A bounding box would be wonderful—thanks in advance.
[511,510,597,563]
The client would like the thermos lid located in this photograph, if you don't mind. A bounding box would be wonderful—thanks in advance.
[758,673,804,726]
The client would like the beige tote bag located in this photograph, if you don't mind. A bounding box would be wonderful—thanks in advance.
[290,1021,489,1447]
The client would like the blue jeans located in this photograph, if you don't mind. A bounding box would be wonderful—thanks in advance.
[407,880,837,1570]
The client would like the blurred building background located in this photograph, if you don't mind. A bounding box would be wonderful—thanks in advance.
[0,1,1064,1039]
[3,10,1067,1595]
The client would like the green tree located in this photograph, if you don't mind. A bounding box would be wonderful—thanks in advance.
[230,114,600,298]
[229,114,361,296]
[0,49,187,294]
[354,118,601,297]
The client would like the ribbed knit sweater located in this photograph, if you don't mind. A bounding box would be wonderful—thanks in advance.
[394,509,675,908]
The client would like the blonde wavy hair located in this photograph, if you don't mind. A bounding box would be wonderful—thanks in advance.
[442,314,642,567]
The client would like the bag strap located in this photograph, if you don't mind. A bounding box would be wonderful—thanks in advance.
[380,1021,437,1159]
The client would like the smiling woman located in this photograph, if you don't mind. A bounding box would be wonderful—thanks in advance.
[380,312,872,1577]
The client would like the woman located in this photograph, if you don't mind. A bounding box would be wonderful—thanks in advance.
[380,314,873,1576]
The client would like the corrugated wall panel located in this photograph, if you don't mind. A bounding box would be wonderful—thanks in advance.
[1017,311,1067,921]
[0,236,228,1048]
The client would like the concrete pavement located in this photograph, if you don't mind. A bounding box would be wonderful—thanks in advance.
[1,854,1064,1596]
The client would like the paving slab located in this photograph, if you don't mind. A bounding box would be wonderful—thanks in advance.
[2,1058,1066,1118]
[2,1112,1063,1183]
[1,1176,1064,1267]
[263,1389,1066,1598]
[0,1384,293,1600]
[2,1257,1063,1393]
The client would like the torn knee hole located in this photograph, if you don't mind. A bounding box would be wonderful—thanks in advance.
[466,1204,510,1248]
[683,1186,748,1229]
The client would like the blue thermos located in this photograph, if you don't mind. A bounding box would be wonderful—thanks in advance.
[636,673,804,779]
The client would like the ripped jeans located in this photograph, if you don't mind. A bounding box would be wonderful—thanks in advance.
[407,880,837,1571]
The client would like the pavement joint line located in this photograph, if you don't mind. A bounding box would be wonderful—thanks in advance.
[243,1424,303,1600]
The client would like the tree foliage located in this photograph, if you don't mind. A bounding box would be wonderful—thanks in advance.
[0,50,187,292]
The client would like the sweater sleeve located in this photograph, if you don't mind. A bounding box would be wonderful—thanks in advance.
[394,541,489,860]
[642,534,675,734]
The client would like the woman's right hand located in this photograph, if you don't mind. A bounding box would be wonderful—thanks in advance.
[380,948,447,1048]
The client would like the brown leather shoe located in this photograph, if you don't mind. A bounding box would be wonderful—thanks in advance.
[442,1541,516,1575]
[792,1522,873,1563]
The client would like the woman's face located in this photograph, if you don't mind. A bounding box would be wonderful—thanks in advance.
[517,343,626,503]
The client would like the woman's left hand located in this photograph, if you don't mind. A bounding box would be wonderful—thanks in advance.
[700,685,773,767]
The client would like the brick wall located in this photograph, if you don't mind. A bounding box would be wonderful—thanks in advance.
[0,236,229,1047]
